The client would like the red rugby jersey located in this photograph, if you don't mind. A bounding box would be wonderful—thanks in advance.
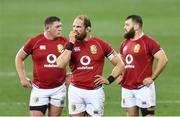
[119,34,160,89]
[69,37,114,90]
[23,34,68,89]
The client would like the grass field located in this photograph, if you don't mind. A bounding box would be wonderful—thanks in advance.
[0,0,180,116]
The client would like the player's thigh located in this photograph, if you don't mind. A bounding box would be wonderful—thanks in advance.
[48,104,63,116]
[29,86,50,115]
[121,87,136,108]
[68,84,86,115]
[29,86,49,107]
[30,110,45,117]
[125,106,139,116]
[50,84,66,107]
[85,87,105,117]
[134,83,156,108]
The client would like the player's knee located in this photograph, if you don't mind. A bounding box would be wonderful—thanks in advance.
[140,107,155,116]
[30,105,48,115]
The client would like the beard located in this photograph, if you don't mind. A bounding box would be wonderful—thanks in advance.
[124,28,135,40]
[76,31,87,41]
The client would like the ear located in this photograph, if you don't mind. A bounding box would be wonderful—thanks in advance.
[134,24,139,31]
[45,25,50,31]
[86,27,91,32]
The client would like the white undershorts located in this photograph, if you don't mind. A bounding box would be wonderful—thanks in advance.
[121,83,156,108]
[68,84,105,117]
[29,83,66,107]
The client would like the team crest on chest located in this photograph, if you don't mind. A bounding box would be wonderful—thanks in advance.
[134,44,140,53]
[57,44,64,53]
[90,45,97,54]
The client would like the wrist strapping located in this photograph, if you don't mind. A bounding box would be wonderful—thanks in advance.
[66,42,74,51]
[107,75,115,84]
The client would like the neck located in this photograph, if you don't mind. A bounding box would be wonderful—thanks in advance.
[132,30,144,40]
[84,33,92,41]
[44,32,55,40]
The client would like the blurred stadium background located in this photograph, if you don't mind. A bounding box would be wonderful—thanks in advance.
[0,0,180,116]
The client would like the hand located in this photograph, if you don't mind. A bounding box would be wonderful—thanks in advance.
[116,75,123,84]
[20,77,32,88]
[94,75,109,86]
[69,31,77,43]
[143,77,153,87]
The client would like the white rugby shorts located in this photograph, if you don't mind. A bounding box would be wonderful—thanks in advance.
[29,83,66,107]
[121,83,156,108]
[68,84,105,117]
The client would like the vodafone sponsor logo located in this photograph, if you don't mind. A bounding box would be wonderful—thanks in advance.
[125,54,135,68]
[77,55,93,70]
[44,54,58,68]
[80,56,91,65]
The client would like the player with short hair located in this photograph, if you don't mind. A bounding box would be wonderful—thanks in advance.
[15,16,68,116]
[56,15,125,117]
[118,15,168,116]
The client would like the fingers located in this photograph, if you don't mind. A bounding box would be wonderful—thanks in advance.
[23,82,32,88]
[21,79,32,88]
[94,78,105,86]
[143,78,153,87]
[94,75,104,86]
[69,31,77,43]
[94,75,109,85]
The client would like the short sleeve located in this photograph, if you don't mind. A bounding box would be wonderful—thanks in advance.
[119,40,126,55]
[23,38,37,55]
[97,38,114,57]
[147,38,160,55]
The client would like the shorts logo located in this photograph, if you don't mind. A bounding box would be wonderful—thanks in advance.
[93,110,99,114]
[57,44,64,53]
[142,101,147,105]
[60,100,64,105]
[123,98,125,105]
[34,97,39,103]
[90,45,97,54]
[134,44,140,53]
[72,104,76,112]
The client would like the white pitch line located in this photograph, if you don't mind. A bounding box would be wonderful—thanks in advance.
[106,100,180,104]
[0,72,32,77]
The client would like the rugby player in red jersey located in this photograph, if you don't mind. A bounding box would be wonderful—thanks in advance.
[118,15,168,116]
[15,16,68,116]
[57,15,125,117]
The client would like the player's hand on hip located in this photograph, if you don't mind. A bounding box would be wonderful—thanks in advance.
[69,31,77,44]
[143,77,153,87]
[94,75,109,85]
[20,77,32,88]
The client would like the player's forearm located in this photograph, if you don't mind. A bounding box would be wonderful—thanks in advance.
[111,61,124,78]
[15,56,27,81]
[56,50,71,68]
[152,55,168,80]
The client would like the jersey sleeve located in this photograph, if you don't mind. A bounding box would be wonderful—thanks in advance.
[147,38,161,55]
[23,37,37,55]
[97,38,114,57]
[119,40,126,55]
